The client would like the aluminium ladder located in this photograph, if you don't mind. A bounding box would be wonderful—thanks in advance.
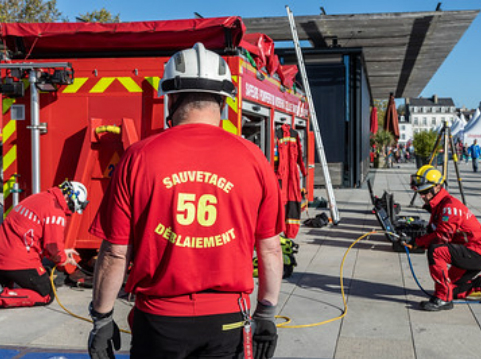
[286,5,340,224]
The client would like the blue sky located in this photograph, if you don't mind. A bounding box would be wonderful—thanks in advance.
[56,0,481,109]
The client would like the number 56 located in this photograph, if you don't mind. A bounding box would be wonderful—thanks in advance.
[176,193,218,227]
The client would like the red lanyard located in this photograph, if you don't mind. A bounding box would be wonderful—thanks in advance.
[239,297,253,359]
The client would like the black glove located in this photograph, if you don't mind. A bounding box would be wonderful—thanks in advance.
[252,301,278,359]
[88,303,121,359]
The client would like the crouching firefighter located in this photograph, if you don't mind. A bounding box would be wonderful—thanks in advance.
[87,43,284,359]
[0,181,89,308]
[405,165,481,311]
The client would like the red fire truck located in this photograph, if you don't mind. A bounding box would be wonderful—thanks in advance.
[0,17,314,268]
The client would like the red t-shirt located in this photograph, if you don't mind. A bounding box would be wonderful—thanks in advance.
[0,187,70,270]
[90,124,284,301]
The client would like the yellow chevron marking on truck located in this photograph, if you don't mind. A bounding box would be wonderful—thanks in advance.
[3,175,16,206]
[90,78,116,93]
[62,76,160,94]
[222,119,237,135]
[226,96,238,113]
[3,205,12,218]
[63,78,89,93]
[227,75,239,113]
[2,119,16,143]
[145,77,161,91]
[3,144,17,172]
[89,77,143,93]
[117,77,142,92]
[2,98,16,115]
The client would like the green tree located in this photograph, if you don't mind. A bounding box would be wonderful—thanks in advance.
[0,0,63,22]
[374,129,394,154]
[372,129,394,168]
[413,130,439,159]
[77,8,120,23]
[374,99,388,129]
[397,104,406,116]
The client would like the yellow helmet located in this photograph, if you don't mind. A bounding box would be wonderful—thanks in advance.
[410,165,444,192]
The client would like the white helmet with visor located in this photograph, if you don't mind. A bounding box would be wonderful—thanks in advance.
[159,42,236,99]
[59,181,89,214]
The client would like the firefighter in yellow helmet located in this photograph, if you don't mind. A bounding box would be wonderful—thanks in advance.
[406,165,481,311]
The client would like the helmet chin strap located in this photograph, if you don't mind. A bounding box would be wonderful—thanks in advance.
[166,94,187,127]
[67,199,76,213]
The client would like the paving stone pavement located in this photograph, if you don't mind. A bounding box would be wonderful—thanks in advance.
[1,161,481,358]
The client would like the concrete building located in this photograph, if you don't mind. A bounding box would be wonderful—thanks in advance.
[400,95,456,144]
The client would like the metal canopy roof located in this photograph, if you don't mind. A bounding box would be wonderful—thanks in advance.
[243,10,479,100]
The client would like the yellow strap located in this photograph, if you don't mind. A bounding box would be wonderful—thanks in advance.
[222,321,245,331]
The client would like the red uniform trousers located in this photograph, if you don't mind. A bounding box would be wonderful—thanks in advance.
[416,188,481,302]
[428,243,481,301]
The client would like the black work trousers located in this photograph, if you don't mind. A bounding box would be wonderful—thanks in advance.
[0,268,52,298]
[130,307,244,359]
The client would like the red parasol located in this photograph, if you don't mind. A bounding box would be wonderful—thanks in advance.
[383,93,400,140]
[370,107,378,134]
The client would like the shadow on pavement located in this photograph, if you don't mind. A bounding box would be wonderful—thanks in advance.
[284,271,426,306]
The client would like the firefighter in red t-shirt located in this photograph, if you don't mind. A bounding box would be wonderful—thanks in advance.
[88,43,284,359]
[0,181,88,308]
[407,165,481,311]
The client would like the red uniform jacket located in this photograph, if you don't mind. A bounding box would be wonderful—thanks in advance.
[415,187,481,254]
[0,188,70,270]
[276,124,307,238]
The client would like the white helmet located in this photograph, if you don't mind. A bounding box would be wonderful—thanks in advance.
[59,181,89,214]
[159,42,236,99]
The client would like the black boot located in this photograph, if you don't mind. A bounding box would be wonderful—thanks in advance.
[420,297,453,311]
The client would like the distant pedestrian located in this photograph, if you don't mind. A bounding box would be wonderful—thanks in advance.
[457,141,463,158]
[469,140,481,172]
[463,145,470,164]
[386,147,393,168]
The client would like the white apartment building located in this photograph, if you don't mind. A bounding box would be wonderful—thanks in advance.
[398,114,412,146]
[399,95,456,145]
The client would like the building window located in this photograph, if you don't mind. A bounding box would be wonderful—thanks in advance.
[423,107,427,113]
[413,117,418,125]
[401,134,405,140]
[441,107,446,113]
[401,125,405,131]
[422,117,427,125]
[413,107,418,113]
[432,117,436,125]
